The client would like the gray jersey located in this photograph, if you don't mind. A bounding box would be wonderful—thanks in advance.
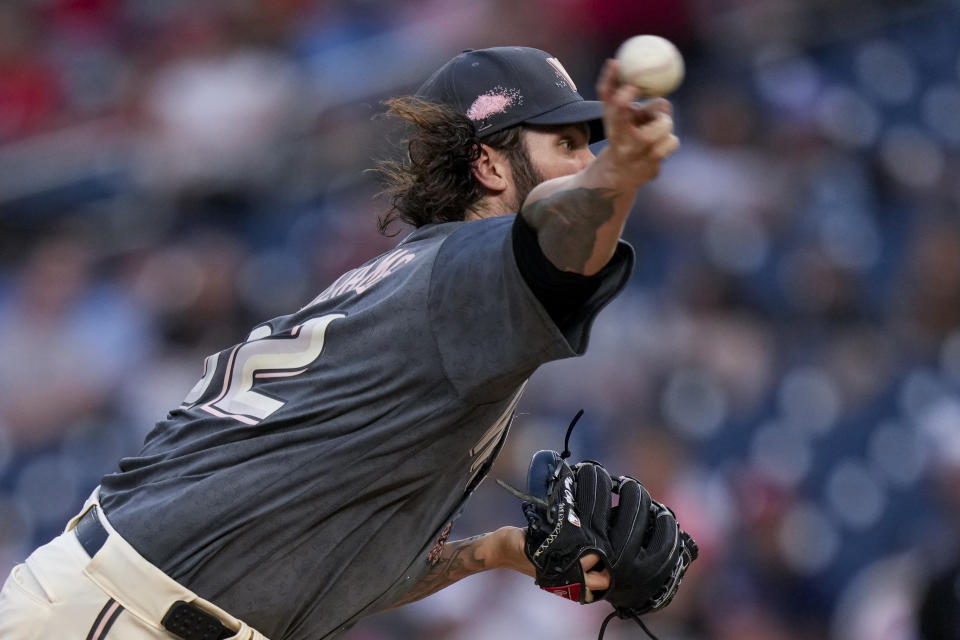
[99,215,633,640]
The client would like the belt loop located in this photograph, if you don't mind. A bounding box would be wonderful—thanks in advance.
[75,506,109,557]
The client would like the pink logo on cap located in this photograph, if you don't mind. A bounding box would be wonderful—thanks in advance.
[466,87,521,121]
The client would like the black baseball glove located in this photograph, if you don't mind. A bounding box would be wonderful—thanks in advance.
[501,411,698,640]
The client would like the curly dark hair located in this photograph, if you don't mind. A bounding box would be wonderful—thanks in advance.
[374,96,539,235]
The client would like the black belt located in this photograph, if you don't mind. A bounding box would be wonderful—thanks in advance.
[75,507,234,640]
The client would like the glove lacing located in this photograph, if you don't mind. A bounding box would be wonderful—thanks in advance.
[560,408,584,460]
[597,610,659,640]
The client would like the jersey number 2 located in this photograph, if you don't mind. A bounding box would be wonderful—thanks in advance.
[181,314,344,425]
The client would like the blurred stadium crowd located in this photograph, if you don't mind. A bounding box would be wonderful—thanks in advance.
[2,0,960,638]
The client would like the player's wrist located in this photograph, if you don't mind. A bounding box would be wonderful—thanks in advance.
[591,146,652,193]
[492,526,535,576]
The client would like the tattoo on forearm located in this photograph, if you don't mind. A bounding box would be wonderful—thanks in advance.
[521,187,618,272]
[391,535,488,608]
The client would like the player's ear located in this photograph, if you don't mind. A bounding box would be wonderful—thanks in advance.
[471,144,510,194]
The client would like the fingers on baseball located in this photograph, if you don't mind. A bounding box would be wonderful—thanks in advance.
[627,98,670,126]
[653,133,680,160]
[639,112,674,142]
[650,97,673,116]
[622,113,674,167]
[609,87,643,130]
[597,59,622,102]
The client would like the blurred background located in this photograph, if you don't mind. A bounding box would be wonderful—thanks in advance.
[2,0,960,638]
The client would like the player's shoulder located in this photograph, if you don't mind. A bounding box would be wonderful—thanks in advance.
[400,216,514,245]
[431,214,516,260]
[304,217,516,309]
[299,223,473,309]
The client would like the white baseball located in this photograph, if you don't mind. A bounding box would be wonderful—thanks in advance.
[614,35,685,97]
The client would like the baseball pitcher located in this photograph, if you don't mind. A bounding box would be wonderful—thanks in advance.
[0,46,694,640]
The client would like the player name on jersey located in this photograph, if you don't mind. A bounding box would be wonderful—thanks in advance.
[308,248,417,306]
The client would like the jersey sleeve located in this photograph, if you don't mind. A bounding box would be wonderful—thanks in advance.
[427,215,634,402]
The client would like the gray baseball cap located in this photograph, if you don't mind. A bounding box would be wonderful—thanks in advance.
[416,46,605,142]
